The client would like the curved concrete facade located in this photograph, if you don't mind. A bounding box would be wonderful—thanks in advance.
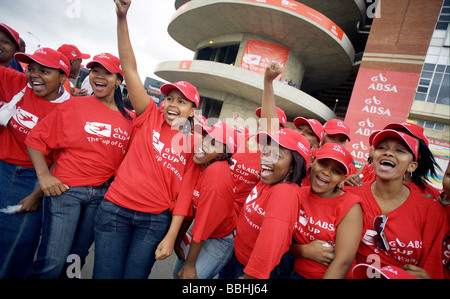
[157,0,364,128]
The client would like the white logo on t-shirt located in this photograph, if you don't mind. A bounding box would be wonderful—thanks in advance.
[84,122,111,137]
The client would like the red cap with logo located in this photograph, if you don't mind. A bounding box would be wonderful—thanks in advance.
[57,44,90,61]
[86,53,123,77]
[161,81,200,108]
[315,142,353,174]
[352,263,417,279]
[324,118,351,141]
[383,122,429,147]
[294,117,324,142]
[256,128,310,164]
[194,122,238,153]
[0,23,21,51]
[15,47,70,77]
[255,106,287,128]
[370,129,419,161]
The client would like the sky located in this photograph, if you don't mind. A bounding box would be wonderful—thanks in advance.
[0,0,194,82]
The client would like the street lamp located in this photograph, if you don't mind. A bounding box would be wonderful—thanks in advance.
[27,31,41,49]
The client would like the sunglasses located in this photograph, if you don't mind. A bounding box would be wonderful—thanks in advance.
[373,215,389,251]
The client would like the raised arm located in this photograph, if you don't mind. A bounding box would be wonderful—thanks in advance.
[115,0,150,116]
[261,62,282,134]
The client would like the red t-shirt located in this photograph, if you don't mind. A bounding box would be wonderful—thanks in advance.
[347,181,447,279]
[405,182,442,200]
[104,100,200,215]
[191,161,236,242]
[25,96,134,186]
[234,181,300,279]
[230,135,261,213]
[293,187,362,279]
[0,66,70,168]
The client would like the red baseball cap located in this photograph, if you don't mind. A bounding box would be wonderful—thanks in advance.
[370,129,419,161]
[256,128,310,164]
[194,122,238,153]
[86,53,123,77]
[161,81,200,108]
[15,47,70,77]
[255,107,287,128]
[383,122,429,147]
[352,263,417,279]
[315,142,353,174]
[0,23,21,51]
[57,44,90,61]
[294,117,324,142]
[324,119,351,141]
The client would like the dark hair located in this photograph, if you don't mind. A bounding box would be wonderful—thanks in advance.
[113,74,132,120]
[287,150,307,187]
[203,143,234,169]
[411,138,441,189]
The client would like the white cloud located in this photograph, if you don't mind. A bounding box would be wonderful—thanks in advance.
[0,0,193,82]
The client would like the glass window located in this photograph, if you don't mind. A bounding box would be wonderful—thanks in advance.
[427,73,444,103]
[423,63,435,71]
[421,71,434,79]
[419,79,431,86]
[425,121,435,129]
[434,123,446,131]
[414,93,427,101]
[436,74,450,105]
[437,64,446,72]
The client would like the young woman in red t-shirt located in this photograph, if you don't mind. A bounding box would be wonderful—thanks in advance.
[349,129,447,279]
[26,53,134,278]
[0,47,71,278]
[290,143,363,279]
[174,122,238,279]
[91,0,201,279]
[226,62,310,279]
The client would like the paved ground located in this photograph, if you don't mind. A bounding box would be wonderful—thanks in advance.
[80,244,176,279]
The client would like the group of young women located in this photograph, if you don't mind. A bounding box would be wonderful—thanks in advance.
[0,0,448,279]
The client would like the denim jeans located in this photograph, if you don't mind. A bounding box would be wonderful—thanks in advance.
[173,224,235,279]
[31,185,106,279]
[93,199,172,279]
[0,160,42,279]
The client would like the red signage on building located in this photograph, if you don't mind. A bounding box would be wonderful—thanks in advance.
[344,68,421,164]
[243,0,344,40]
[240,40,290,79]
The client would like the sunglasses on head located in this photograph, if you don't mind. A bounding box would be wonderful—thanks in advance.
[373,215,389,251]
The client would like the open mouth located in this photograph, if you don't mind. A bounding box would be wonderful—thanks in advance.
[314,175,329,187]
[94,82,107,91]
[31,81,45,92]
[378,159,396,171]
[166,110,180,121]
[260,164,274,178]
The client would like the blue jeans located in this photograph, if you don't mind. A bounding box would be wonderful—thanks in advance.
[31,185,106,279]
[0,160,42,279]
[93,199,172,279]
[173,224,235,279]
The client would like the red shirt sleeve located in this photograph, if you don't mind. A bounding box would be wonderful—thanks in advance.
[244,184,300,279]
[24,103,66,155]
[419,199,447,279]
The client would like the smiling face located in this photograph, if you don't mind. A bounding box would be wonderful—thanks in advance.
[310,158,346,198]
[193,134,227,168]
[259,139,293,185]
[89,64,121,100]
[26,62,67,101]
[163,89,195,130]
[0,30,17,67]
[296,123,320,149]
[373,137,418,181]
